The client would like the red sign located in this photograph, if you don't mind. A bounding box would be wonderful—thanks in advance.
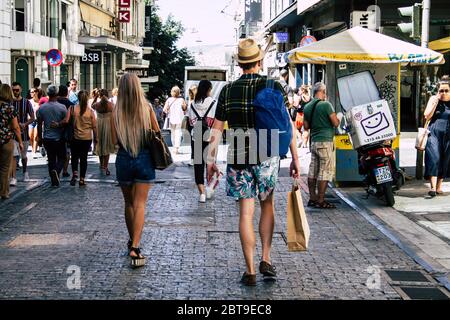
[45,49,63,67]
[300,35,317,47]
[118,10,131,23]
[119,0,130,8]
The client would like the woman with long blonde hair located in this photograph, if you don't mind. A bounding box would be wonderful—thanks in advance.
[112,73,160,268]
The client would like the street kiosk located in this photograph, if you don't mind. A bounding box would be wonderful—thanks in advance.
[288,27,444,183]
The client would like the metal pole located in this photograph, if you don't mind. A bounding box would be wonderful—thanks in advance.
[307,29,311,85]
[416,0,431,180]
[421,0,430,48]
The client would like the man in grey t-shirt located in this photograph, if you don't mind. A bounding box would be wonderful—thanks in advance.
[37,85,67,187]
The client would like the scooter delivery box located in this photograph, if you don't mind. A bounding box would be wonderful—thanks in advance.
[345,99,397,149]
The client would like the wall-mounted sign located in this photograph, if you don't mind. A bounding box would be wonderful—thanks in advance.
[118,11,131,22]
[274,32,289,44]
[81,50,101,64]
[126,68,149,78]
[300,35,317,47]
[119,0,131,23]
[350,11,376,31]
[119,0,130,7]
[46,49,63,66]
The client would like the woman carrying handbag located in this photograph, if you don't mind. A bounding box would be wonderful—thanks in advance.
[423,75,450,197]
[112,73,161,268]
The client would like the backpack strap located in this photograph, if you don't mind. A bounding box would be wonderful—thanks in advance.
[308,99,321,130]
[191,103,201,120]
[191,100,215,120]
[204,100,215,118]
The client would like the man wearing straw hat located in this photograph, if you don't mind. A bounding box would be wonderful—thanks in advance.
[207,38,300,286]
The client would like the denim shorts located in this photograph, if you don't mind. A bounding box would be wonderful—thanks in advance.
[115,148,155,186]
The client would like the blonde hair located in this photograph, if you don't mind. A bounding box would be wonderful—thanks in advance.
[188,85,197,101]
[114,73,151,158]
[112,88,118,96]
[171,86,181,98]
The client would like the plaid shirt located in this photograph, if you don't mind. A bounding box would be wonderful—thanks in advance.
[215,73,289,167]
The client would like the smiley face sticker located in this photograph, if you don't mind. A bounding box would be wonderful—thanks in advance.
[360,112,390,137]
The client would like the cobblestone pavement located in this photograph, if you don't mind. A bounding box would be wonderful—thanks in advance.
[0,157,438,300]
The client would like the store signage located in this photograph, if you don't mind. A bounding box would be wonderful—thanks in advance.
[350,11,376,31]
[81,50,101,64]
[119,0,131,23]
[126,68,149,78]
[46,49,63,67]
[119,0,130,7]
[245,0,262,23]
[274,32,289,44]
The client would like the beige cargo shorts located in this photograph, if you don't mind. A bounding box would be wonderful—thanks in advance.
[308,141,335,182]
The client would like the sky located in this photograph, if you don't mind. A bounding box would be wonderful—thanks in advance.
[156,0,239,49]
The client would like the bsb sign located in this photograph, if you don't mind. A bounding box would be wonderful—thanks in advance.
[81,50,101,64]
[118,0,131,23]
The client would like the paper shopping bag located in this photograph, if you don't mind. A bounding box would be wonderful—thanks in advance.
[287,184,310,251]
[415,120,431,151]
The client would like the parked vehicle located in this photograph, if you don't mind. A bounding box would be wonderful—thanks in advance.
[357,140,405,207]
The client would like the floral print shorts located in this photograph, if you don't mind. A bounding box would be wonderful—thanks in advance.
[226,156,280,201]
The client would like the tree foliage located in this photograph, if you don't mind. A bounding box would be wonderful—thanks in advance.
[146,6,196,101]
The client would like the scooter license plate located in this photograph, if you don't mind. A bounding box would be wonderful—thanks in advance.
[374,166,393,184]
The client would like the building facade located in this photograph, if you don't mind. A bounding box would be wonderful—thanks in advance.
[9,0,84,92]
[78,0,148,92]
[0,0,12,84]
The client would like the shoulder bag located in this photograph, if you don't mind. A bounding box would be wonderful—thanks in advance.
[415,96,439,151]
[146,106,173,170]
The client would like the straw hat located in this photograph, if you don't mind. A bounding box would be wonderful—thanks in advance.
[235,38,265,64]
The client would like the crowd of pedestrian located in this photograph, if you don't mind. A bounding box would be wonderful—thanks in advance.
[1,36,449,287]
[0,77,119,197]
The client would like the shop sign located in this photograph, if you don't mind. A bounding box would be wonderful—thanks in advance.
[274,32,289,44]
[350,11,376,31]
[81,51,101,64]
[119,0,131,23]
[126,69,149,78]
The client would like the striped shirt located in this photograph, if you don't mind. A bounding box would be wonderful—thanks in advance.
[12,98,33,142]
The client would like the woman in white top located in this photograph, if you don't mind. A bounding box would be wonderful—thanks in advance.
[109,87,118,106]
[187,80,216,203]
[163,86,187,154]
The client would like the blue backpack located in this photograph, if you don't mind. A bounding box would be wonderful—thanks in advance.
[253,79,292,160]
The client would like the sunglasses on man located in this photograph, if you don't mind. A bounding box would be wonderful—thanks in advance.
[12,89,20,92]
[439,89,449,94]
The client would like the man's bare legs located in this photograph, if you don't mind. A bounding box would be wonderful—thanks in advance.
[259,194,274,264]
[239,198,256,275]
